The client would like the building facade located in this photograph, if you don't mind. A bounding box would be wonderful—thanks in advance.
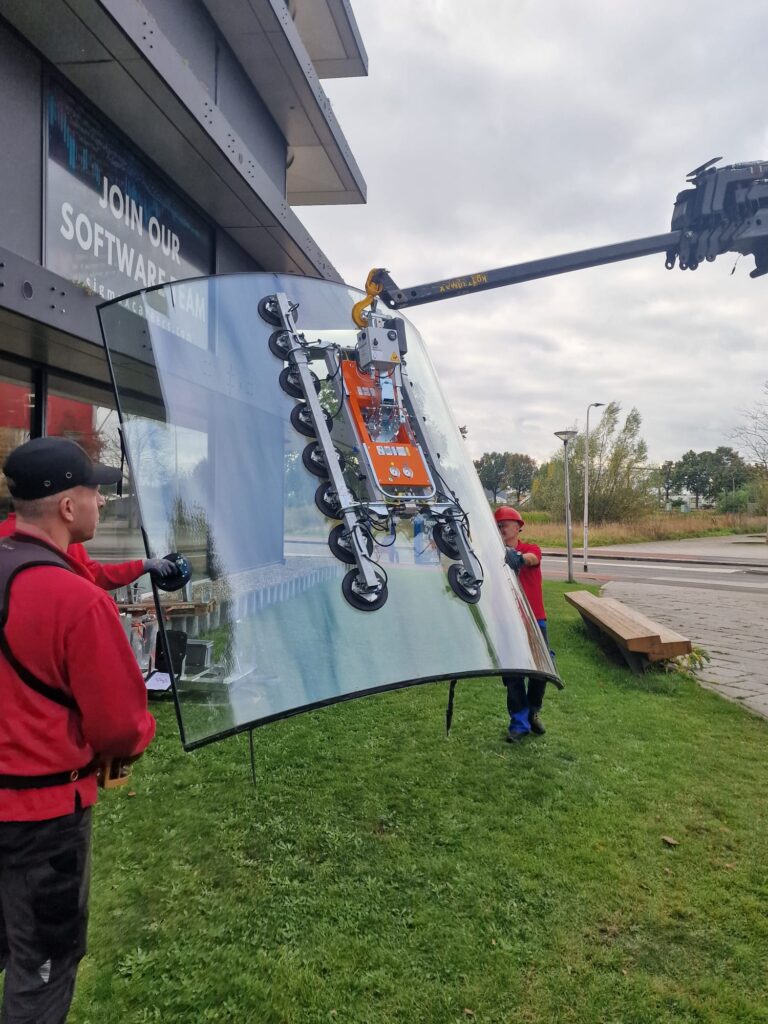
[0,0,366,557]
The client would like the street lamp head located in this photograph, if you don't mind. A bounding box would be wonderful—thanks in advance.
[554,430,578,444]
[591,402,605,409]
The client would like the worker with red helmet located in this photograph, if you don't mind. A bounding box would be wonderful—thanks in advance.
[494,505,553,742]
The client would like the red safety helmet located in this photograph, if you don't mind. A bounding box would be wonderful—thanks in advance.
[494,506,524,526]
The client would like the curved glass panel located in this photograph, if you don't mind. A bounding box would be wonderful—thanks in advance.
[98,274,560,749]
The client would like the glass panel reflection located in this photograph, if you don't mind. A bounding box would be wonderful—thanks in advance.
[99,275,560,748]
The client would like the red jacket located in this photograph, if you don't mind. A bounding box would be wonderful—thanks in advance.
[516,540,546,621]
[0,530,155,822]
[0,513,145,589]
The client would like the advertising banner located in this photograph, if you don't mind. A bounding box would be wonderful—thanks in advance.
[45,79,213,307]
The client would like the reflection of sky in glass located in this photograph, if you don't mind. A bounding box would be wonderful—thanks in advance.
[100,274,559,749]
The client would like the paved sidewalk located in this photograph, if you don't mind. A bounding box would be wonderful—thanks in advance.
[604,581,768,719]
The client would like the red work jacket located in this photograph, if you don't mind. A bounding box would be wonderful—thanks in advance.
[0,513,145,589]
[516,541,547,621]
[0,530,156,822]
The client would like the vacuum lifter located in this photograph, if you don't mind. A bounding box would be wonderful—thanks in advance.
[259,159,768,612]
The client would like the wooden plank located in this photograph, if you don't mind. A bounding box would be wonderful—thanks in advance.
[116,601,215,615]
[564,591,661,652]
[647,636,693,661]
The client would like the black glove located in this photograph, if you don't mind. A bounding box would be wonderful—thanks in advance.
[143,556,177,578]
[147,553,192,592]
[505,548,524,573]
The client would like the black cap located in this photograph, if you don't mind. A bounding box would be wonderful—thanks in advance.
[3,437,123,500]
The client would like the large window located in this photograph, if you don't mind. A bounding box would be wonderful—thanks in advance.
[46,376,146,565]
[0,365,33,520]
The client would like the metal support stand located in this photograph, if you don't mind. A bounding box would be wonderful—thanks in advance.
[445,678,458,735]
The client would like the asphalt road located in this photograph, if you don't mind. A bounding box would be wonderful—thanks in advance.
[543,554,768,595]
[540,534,768,594]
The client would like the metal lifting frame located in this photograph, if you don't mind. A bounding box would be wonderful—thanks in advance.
[272,292,383,595]
[263,293,484,611]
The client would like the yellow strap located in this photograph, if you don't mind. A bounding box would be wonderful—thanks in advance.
[351,268,386,328]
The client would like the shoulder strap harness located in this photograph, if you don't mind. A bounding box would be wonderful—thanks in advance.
[0,536,96,789]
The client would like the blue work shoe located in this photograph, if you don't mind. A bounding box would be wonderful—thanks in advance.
[506,708,531,742]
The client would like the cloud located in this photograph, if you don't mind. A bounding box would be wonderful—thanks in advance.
[299,0,768,465]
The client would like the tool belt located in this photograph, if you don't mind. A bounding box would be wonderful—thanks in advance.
[0,759,98,790]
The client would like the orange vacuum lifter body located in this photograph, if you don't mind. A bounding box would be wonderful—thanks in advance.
[340,360,433,496]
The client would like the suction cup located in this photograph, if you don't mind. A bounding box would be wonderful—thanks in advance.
[315,482,342,519]
[268,330,292,359]
[302,442,346,478]
[328,523,374,564]
[279,366,320,399]
[259,295,296,327]
[433,521,461,559]
[342,567,388,612]
[257,295,282,326]
[290,402,333,438]
[447,564,481,604]
[152,552,192,593]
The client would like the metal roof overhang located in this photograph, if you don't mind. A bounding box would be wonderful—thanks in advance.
[291,0,368,79]
[1,0,357,277]
[199,0,367,205]
[0,245,118,382]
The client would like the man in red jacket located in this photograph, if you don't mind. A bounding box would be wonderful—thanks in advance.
[0,511,175,589]
[495,505,553,742]
[0,437,156,1023]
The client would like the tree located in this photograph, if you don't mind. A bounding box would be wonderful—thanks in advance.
[474,451,510,502]
[709,447,750,497]
[733,382,768,540]
[734,383,768,471]
[660,460,675,505]
[529,403,651,521]
[505,453,537,502]
[646,463,671,508]
[672,450,714,508]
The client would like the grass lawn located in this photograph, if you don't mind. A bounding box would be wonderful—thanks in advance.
[62,582,767,1023]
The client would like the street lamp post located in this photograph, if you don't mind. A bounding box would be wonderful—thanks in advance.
[583,402,605,573]
[555,430,578,583]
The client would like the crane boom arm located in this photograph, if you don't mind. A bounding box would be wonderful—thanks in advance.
[351,158,768,325]
[371,232,680,311]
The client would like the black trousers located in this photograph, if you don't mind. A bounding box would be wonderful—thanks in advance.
[0,806,92,1024]
[504,675,547,717]
[502,620,551,721]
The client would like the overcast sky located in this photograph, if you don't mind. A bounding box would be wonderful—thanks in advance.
[299,1,768,466]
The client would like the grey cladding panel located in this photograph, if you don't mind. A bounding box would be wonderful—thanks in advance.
[215,44,286,195]
[215,230,262,273]
[137,0,217,95]
[0,21,42,262]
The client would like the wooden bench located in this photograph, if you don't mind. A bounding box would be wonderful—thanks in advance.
[564,591,692,674]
